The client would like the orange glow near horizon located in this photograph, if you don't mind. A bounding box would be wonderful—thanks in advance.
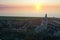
[0,4,60,13]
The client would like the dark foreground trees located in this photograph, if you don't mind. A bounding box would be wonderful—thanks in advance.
[1,30,60,40]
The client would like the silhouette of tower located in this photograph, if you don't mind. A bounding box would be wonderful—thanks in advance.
[35,13,48,32]
[45,13,47,21]
[44,13,48,27]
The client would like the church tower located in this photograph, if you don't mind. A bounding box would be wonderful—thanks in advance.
[35,13,48,32]
[45,13,47,21]
[45,14,47,18]
[44,13,48,27]
[40,13,48,29]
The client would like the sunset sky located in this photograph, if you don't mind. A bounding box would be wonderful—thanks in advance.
[0,0,60,17]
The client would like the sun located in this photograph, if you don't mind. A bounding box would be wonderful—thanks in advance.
[34,3,41,12]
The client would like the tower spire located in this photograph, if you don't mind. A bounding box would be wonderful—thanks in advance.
[45,13,47,21]
[45,13,47,18]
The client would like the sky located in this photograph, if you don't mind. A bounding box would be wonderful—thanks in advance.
[0,0,60,17]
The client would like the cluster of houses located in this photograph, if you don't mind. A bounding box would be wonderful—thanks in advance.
[35,14,60,37]
[0,14,60,38]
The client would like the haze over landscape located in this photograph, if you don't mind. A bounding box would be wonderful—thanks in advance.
[1,0,60,40]
[0,0,60,17]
